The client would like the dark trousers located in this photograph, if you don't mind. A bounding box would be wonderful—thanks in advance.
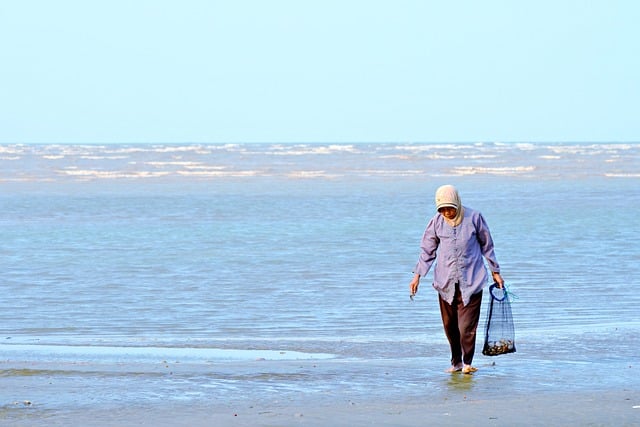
[438,285,483,366]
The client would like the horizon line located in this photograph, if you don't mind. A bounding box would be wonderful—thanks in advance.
[2,140,639,146]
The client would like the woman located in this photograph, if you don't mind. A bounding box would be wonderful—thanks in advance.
[409,184,504,374]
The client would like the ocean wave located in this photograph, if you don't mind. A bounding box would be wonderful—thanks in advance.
[378,152,457,160]
[102,145,212,155]
[102,147,148,154]
[357,169,425,176]
[56,169,171,179]
[176,170,261,177]
[452,166,536,175]
[145,161,204,167]
[267,144,360,156]
[2,143,639,182]
[392,144,471,152]
[0,177,55,183]
[153,146,212,154]
[604,173,640,178]
[0,145,25,155]
[547,144,619,156]
[285,171,338,179]
[181,165,226,171]
[463,154,498,159]
[513,143,537,150]
[80,155,130,160]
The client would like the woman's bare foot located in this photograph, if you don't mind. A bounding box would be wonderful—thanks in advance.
[445,363,463,373]
[462,364,478,374]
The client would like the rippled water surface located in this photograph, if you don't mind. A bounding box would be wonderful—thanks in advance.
[1,143,639,411]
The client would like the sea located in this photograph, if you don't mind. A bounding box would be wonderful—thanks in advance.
[1,142,639,416]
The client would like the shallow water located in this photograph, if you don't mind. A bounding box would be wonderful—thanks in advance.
[1,142,639,413]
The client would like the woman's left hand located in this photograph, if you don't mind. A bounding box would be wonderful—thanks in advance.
[492,272,505,288]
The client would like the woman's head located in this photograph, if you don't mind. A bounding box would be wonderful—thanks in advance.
[435,185,464,226]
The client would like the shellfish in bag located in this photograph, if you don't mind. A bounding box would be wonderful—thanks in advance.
[482,283,516,356]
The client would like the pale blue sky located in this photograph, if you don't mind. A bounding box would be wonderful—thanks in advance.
[1,1,638,143]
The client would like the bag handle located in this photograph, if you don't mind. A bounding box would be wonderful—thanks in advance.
[489,283,507,301]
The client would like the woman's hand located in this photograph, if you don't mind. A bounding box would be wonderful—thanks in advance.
[492,271,504,288]
[409,274,420,299]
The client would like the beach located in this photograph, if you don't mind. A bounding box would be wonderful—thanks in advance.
[4,369,638,426]
[7,394,638,427]
[1,142,639,425]
[2,339,639,426]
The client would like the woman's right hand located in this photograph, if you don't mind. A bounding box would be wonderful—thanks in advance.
[409,274,420,298]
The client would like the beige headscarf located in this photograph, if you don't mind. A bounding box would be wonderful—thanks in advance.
[435,184,464,226]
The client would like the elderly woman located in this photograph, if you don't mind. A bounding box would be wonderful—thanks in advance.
[409,185,504,374]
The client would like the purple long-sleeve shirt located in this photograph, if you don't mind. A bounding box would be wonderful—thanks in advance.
[413,206,500,306]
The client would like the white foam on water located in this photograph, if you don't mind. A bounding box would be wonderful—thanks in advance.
[605,173,640,178]
[451,166,536,175]
[176,170,261,177]
[55,169,172,179]
[0,344,335,363]
[285,170,333,178]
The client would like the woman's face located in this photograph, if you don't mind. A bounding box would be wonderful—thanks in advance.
[439,206,457,220]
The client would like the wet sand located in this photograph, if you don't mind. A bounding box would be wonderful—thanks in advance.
[4,389,638,427]
[2,334,639,426]
[3,354,639,427]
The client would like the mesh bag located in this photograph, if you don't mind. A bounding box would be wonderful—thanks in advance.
[482,283,516,356]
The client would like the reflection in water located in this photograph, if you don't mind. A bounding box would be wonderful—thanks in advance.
[446,372,475,393]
